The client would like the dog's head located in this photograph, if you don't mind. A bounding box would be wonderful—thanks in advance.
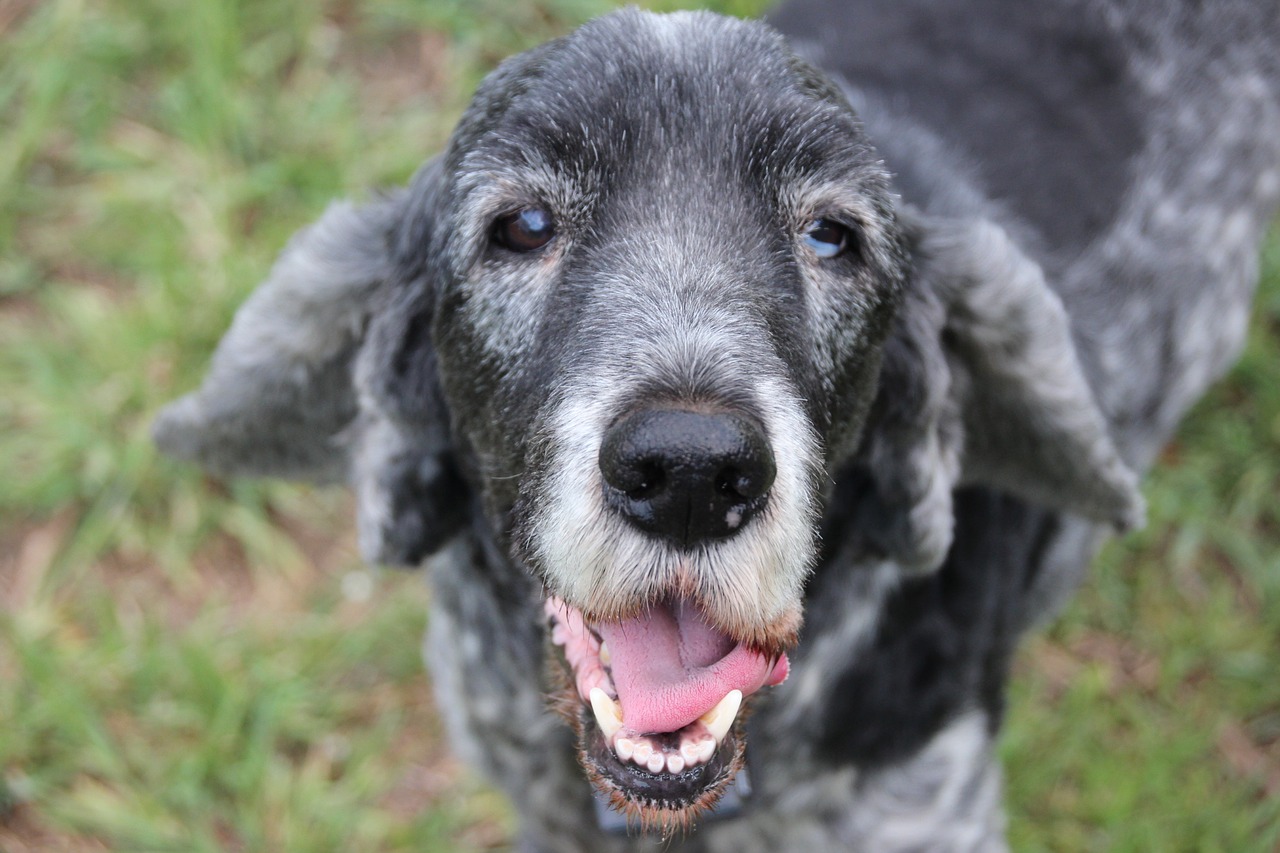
[155,9,1143,831]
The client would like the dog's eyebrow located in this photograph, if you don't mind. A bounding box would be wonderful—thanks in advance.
[782,178,895,236]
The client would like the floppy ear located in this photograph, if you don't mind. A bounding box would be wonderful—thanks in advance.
[854,211,1145,573]
[153,159,468,566]
[153,191,406,482]
[347,246,469,568]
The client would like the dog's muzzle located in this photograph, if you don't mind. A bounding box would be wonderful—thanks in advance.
[542,404,796,828]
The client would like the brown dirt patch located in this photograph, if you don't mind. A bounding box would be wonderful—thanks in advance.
[0,0,38,37]
[0,804,110,853]
[1218,720,1280,800]
[1018,630,1161,701]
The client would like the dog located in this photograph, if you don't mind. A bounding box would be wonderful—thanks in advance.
[153,1,1280,849]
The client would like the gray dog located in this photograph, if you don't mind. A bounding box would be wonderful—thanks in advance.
[154,1,1280,849]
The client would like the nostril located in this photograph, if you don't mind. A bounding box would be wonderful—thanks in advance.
[600,425,669,497]
[627,462,666,500]
[714,468,748,500]
[717,463,773,501]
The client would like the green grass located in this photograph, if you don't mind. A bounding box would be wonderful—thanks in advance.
[1,1,1277,850]
[1002,247,1280,853]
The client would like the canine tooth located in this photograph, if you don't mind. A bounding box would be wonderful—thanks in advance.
[615,737,634,761]
[666,754,685,774]
[598,641,611,666]
[700,690,743,744]
[646,753,666,774]
[589,688,623,740]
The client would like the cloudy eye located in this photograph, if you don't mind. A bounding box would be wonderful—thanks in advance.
[493,207,556,252]
[803,218,850,259]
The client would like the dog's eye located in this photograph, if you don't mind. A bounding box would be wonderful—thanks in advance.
[493,207,556,252]
[803,218,850,259]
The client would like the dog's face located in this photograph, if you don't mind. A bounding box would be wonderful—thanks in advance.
[423,10,905,824]
[155,6,1145,836]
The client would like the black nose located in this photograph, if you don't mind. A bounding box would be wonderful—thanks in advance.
[599,408,776,546]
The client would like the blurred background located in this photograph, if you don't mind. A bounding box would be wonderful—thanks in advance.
[1,0,1277,850]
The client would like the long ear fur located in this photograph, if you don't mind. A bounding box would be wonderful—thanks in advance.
[153,193,407,482]
[348,221,469,567]
[856,211,1145,573]
[153,159,468,566]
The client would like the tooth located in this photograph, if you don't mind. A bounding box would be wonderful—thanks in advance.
[700,690,743,744]
[699,739,717,762]
[666,754,685,774]
[598,641,611,666]
[589,688,622,741]
[680,740,702,765]
[615,737,634,761]
[632,739,652,764]
[646,753,666,774]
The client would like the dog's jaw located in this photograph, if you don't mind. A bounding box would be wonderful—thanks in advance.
[546,595,790,829]
[579,708,749,835]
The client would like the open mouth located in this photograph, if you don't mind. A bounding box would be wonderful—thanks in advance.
[545,595,790,830]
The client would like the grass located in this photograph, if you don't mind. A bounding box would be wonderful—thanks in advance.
[1,1,1277,850]
[1002,243,1280,852]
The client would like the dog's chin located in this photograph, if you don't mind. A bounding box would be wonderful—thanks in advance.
[575,698,748,833]
[544,595,790,832]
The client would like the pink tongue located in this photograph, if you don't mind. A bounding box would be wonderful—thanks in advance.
[597,599,788,734]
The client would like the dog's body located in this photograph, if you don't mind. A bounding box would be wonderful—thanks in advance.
[155,1,1280,850]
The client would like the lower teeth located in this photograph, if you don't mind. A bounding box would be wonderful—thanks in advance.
[588,694,739,774]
